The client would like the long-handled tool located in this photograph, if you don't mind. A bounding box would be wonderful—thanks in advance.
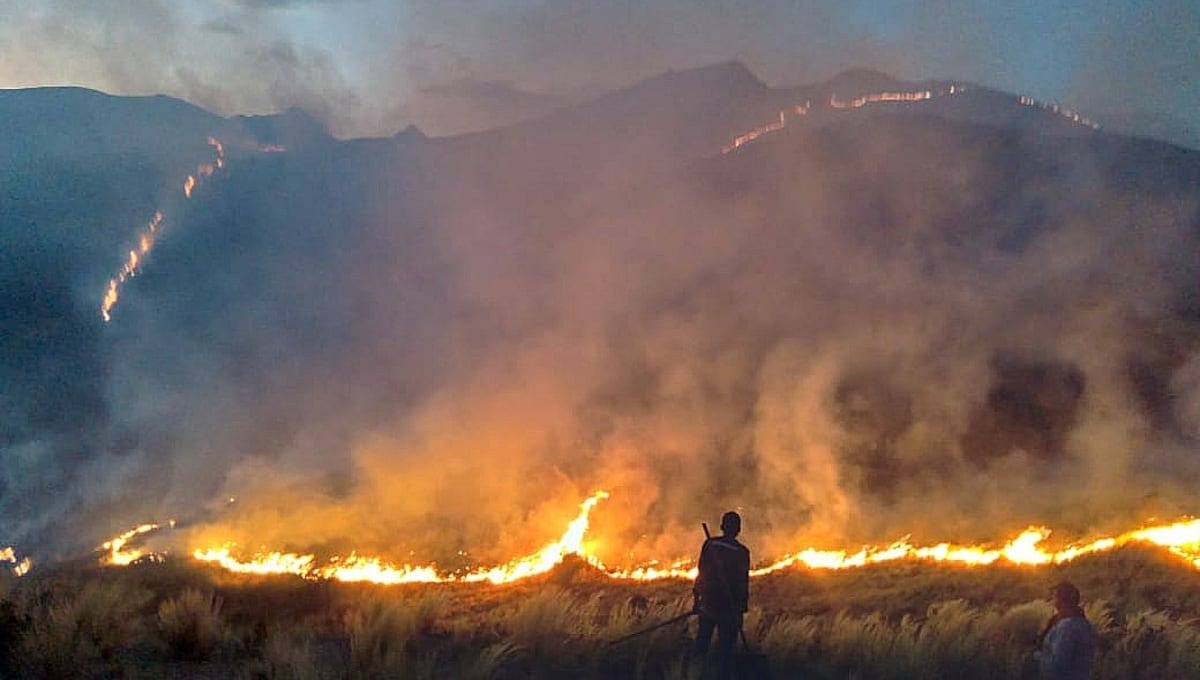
[605,610,696,647]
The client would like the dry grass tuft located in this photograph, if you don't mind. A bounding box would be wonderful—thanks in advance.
[344,590,446,679]
[158,587,226,660]
[15,579,154,676]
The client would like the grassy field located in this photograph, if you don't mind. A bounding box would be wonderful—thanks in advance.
[2,547,1199,679]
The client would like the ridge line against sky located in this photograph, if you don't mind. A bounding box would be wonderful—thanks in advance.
[1,1,1197,140]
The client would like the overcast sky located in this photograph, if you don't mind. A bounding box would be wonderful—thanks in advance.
[1,1,1196,138]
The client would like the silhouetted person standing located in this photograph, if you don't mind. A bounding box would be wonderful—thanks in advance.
[1035,581,1096,679]
[693,511,750,680]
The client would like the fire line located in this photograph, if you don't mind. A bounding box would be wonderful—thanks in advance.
[100,137,225,322]
[722,84,1097,155]
[90,492,1200,585]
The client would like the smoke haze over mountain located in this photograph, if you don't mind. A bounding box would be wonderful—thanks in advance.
[2,64,1200,571]
[1,1,1197,148]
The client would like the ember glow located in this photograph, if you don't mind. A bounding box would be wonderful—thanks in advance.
[1017,95,1100,129]
[722,83,1097,155]
[829,89,935,109]
[1,546,31,577]
[156,493,1200,585]
[100,137,225,322]
[723,86,963,154]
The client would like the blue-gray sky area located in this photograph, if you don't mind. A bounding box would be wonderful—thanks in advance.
[1,0,1196,139]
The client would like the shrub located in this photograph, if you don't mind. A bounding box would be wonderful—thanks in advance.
[504,587,577,654]
[345,591,445,679]
[158,588,226,660]
[0,597,25,676]
[261,630,325,680]
[458,641,521,680]
[16,579,153,676]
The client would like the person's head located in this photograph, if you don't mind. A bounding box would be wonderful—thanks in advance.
[1050,581,1081,613]
[720,511,741,538]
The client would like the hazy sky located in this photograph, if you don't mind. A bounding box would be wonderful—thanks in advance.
[1,0,1196,137]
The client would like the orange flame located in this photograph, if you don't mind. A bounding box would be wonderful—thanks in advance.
[723,86,965,154]
[100,137,225,322]
[2,546,31,577]
[1017,95,1100,129]
[191,491,610,584]
[99,521,175,566]
[829,90,934,109]
[100,210,162,322]
[723,82,1095,156]
[176,492,1200,585]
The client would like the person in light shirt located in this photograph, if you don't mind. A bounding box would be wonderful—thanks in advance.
[1035,581,1097,679]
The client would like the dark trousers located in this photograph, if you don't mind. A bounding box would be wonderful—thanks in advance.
[693,612,742,680]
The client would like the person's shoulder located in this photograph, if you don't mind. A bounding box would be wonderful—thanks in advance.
[1062,617,1096,636]
[1052,616,1096,642]
[717,536,750,554]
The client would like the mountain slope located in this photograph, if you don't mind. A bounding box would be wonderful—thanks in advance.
[2,65,1199,562]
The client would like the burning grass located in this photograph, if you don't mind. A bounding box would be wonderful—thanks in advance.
[1,547,1199,678]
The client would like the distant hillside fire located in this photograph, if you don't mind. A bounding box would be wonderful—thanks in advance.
[101,137,225,322]
[722,83,1097,154]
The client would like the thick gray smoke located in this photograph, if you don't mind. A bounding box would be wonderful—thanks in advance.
[2,66,1199,569]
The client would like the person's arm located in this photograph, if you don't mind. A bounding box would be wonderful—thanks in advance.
[741,548,750,612]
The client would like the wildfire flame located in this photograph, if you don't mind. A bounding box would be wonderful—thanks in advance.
[169,494,1200,586]
[722,86,961,154]
[829,90,934,109]
[1017,95,1100,129]
[191,491,610,585]
[101,137,225,322]
[99,522,171,566]
[1,546,32,577]
[723,83,1096,155]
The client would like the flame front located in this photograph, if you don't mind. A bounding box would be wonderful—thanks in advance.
[1017,94,1099,128]
[191,491,611,584]
[100,523,162,566]
[176,492,1200,585]
[722,83,1097,155]
[101,137,225,322]
[829,90,934,108]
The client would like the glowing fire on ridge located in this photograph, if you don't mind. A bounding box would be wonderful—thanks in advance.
[723,83,1098,155]
[2,546,32,577]
[1017,95,1099,128]
[722,86,962,154]
[101,136,225,322]
[104,493,1200,585]
[829,89,935,108]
